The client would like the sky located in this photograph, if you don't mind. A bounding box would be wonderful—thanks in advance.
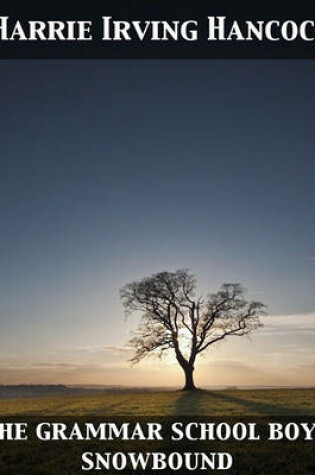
[0,60,314,387]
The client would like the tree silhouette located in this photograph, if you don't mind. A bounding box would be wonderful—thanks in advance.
[120,269,266,391]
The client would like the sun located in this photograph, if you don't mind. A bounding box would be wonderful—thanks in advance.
[177,327,193,359]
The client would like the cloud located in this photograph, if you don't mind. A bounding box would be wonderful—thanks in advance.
[101,345,132,354]
[62,345,132,355]
[208,359,256,370]
[260,312,315,336]
[0,361,104,371]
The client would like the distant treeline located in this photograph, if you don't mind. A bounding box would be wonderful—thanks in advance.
[0,385,80,399]
[0,385,174,399]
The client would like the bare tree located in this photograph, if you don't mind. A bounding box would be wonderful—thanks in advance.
[120,269,266,391]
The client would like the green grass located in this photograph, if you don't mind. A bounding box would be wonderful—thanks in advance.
[1,389,315,473]
[1,388,315,416]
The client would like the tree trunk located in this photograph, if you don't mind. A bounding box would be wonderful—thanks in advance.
[182,365,197,391]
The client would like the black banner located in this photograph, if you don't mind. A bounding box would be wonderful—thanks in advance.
[1,416,315,474]
[0,0,314,58]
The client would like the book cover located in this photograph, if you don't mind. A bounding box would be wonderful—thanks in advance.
[0,1,314,473]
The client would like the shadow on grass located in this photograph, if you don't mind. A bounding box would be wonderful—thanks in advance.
[172,390,309,416]
[173,390,209,416]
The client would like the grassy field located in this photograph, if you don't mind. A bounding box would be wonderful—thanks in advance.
[1,389,315,474]
[1,388,315,416]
